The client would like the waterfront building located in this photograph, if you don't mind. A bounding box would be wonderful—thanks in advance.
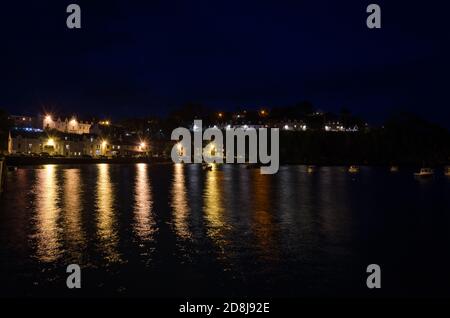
[10,131,45,155]
[9,115,41,130]
[10,130,149,158]
[324,121,359,132]
[43,115,92,135]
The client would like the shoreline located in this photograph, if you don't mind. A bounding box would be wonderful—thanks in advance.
[4,156,171,166]
[3,156,449,169]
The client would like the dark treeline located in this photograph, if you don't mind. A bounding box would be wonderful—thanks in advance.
[281,113,450,165]
[0,109,11,155]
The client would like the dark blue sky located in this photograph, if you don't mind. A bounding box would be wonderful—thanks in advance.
[1,0,449,126]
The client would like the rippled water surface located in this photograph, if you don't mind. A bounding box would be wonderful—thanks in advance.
[1,164,449,297]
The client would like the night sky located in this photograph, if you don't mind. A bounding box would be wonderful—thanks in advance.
[1,1,449,126]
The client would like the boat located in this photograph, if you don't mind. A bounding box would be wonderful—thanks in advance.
[444,166,450,177]
[348,166,360,174]
[307,165,316,173]
[414,168,434,177]
[390,166,399,173]
[202,163,212,171]
[7,166,18,172]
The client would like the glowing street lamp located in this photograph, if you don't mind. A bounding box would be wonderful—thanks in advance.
[46,138,55,147]
[176,142,184,156]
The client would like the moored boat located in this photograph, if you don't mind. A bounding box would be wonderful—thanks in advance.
[414,168,434,177]
[390,166,399,173]
[348,165,360,174]
[444,166,450,176]
[307,165,316,173]
[202,163,212,171]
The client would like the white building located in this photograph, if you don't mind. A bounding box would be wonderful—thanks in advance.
[10,131,150,158]
[43,116,92,135]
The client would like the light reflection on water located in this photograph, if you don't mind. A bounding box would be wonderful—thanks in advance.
[1,164,450,297]
[62,168,85,262]
[250,171,277,261]
[204,166,227,235]
[96,163,121,263]
[171,163,191,240]
[133,163,155,242]
[33,165,62,263]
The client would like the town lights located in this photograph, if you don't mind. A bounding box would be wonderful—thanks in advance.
[176,142,184,156]
[70,118,77,125]
[46,138,55,147]
[45,115,52,121]
[140,142,146,149]
[102,140,108,147]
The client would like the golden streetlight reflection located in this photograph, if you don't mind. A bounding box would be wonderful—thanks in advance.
[171,163,191,240]
[133,163,156,241]
[63,169,85,261]
[96,164,121,263]
[204,168,230,256]
[34,165,62,262]
[251,172,276,252]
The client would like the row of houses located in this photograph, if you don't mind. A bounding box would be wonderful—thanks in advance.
[10,130,149,158]
[193,120,360,132]
[10,114,105,135]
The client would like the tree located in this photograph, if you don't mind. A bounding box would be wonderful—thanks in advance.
[0,109,10,132]
[295,101,315,117]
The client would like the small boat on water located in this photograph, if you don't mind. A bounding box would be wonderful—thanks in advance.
[202,163,212,171]
[414,168,434,177]
[390,166,399,173]
[444,166,450,177]
[7,166,18,172]
[307,165,316,173]
[348,166,360,174]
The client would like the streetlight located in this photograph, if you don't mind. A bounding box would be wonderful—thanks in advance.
[47,138,55,147]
